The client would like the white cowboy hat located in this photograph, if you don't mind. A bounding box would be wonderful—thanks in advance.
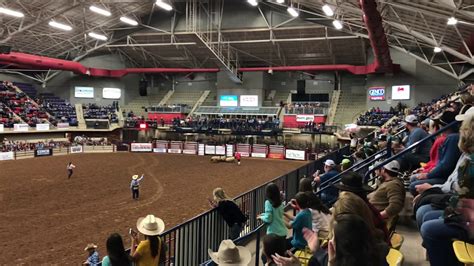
[84,243,97,251]
[208,239,251,266]
[132,175,139,180]
[136,214,165,236]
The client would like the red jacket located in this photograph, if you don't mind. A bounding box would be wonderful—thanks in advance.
[235,153,241,160]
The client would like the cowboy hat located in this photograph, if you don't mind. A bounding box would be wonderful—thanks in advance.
[132,175,139,180]
[333,172,374,194]
[136,214,165,236]
[383,160,401,175]
[84,243,97,251]
[208,239,251,266]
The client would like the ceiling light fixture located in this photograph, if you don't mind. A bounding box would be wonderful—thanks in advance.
[48,20,72,31]
[120,16,138,26]
[156,0,173,11]
[276,0,284,3]
[447,17,458,25]
[332,20,343,30]
[287,6,299,17]
[89,5,111,16]
[434,46,442,53]
[322,4,334,16]
[247,0,258,6]
[0,7,24,18]
[88,32,108,41]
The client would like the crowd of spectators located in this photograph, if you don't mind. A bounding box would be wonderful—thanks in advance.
[83,103,118,123]
[357,106,402,127]
[172,116,280,132]
[0,139,70,152]
[285,102,329,115]
[39,93,78,126]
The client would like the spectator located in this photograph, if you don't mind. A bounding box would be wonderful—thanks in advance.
[258,183,287,238]
[83,243,100,266]
[397,115,432,171]
[208,239,251,265]
[262,234,288,266]
[130,214,166,266]
[209,188,247,240]
[102,233,132,266]
[409,111,461,195]
[284,192,313,251]
[312,159,340,205]
[367,161,405,223]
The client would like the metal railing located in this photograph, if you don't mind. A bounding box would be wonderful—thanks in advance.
[159,145,350,265]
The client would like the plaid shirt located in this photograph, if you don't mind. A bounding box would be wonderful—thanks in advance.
[86,251,100,266]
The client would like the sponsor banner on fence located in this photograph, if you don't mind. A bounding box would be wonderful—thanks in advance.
[14,124,29,132]
[251,152,267,158]
[153,148,167,153]
[0,124,4,132]
[285,149,306,160]
[36,123,50,131]
[268,153,285,159]
[35,149,53,157]
[226,144,234,157]
[131,143,152,152]
[183,149,196,155]
[57,122,69,129]
[239,152,250,157]
[0,151,14,161]
[205,145,216,155]
[296,115,314,122]
[198,144,205,156]
[216,146,226,155]
[168,148,182,154]
[70,146,83,153]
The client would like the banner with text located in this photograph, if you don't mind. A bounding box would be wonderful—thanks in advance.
[131,143,153,152]
[285,149,306,160]
[14,124,29,132]
[36,123,50,131]
[0,151,14,161]
[70,146,83,154]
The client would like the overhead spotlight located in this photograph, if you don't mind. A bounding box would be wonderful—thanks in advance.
[332,20,343,30]
[287,6,299,17]
[434,46,442,53]
[268,69,274,74]
[276,0,285,3]
[322,4,334,16]
[88,32,108,41]
[447,17,458,25]
[0,7,24,18]
[48,20,73,31]
[156,0,173,11]
[89,5,111,17]
[120,16,138,26]
[247,0,258,6]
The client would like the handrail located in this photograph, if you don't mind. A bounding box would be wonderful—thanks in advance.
[363,120,459,181]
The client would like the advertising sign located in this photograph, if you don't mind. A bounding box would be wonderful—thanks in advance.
[251,153,267,158]
[205,145,216,155]
[240,95,259,107]
[215,146,226,155]
[168,149,182,154]
[198,144,205,156]
[219,95,238,107]
[70,146,83,154]
[14,124,29,132]
[130,143,152,152]
[0,124,4,132]
[35,149,53,157]
[74,86,94,98]
[296,115,314,122]
[268,153,285,159]
[392,85,410,100]
[102,88,121,99]
[153,148,167,153]
[0,151,14,161]
[368,87,385,101]
[285,149,306,160]
[57,123,69,129]
[36,123,50,131]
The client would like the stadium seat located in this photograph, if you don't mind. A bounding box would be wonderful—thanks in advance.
[390,232,404,250]
[294,247,313,266]
[453,240,474,265]
[386,248,404,266]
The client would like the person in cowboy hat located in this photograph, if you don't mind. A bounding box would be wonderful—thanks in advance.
[208,239,251,265]
[130,174,145,200]
[130,214,166,266]
[367,161,405,222]
[83,243,100,266]
[313,159,340,205]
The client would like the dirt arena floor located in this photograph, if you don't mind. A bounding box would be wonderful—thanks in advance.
[0,153,305,264]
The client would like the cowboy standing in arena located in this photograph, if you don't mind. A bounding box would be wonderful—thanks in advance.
[235,152,241,166]
[130,174,144,200]
[67,162,76,179]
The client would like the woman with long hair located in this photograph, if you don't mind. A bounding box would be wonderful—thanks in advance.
[298,178,331,238]
[102,233,131,266]
[130,214,166,266]
[209,188,247,240]
[258,183,287,237]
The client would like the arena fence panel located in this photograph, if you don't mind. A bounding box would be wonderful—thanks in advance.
[160,145,350,265]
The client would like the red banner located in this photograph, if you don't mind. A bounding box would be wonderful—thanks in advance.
[268,154,285,159]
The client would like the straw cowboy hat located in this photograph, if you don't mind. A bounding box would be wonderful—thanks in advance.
[84,243,97,251]
[132,175,139,180]
[208,240,251,266]
[136,214,165,236]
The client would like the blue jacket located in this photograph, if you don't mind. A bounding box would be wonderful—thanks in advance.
[427,133,461,181]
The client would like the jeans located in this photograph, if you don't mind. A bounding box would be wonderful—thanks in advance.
[409,178,446,196]
[132,188,139,199]
[420,217,465,266]
[398,153,430,172]
[415,204,443,229]
[229,223,242,240]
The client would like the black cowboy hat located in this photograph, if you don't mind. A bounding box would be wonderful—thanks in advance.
[333,171,374,194]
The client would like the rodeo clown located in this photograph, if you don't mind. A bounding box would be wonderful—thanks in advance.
[130,173,145,200]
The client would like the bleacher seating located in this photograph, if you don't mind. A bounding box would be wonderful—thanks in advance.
[357,107,399,126]
[40,93,78,126]
[195,106,280,115]
[83,103,118,123]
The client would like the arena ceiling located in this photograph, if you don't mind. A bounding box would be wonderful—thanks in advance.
[0,0,473,82]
